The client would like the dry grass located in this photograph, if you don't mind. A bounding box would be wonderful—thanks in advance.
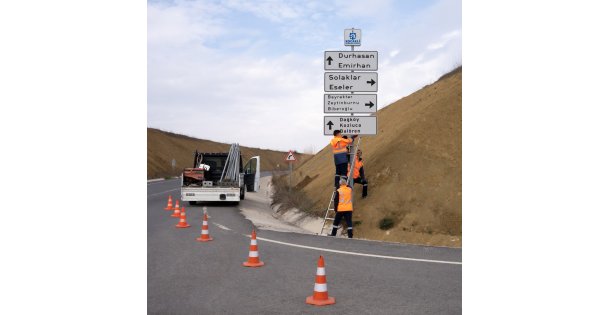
[290,68,462,247]
[147,128,311,179]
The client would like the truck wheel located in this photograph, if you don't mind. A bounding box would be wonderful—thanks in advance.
[189,201,197,206]
[240,187,245,200]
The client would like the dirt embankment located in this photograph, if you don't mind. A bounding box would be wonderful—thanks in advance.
[147,128,310,179]
[289,67,462,247]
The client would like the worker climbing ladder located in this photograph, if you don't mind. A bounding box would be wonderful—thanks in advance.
[319,137,361,235]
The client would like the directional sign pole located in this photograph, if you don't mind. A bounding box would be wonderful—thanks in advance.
[349,29,355,189]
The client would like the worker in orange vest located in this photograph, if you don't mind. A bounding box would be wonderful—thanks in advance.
[330,178,354,238]
[330,130,357,188]
[348,149,368,198]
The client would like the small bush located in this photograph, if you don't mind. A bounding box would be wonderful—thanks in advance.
[378,217,395,230]
[354,220,363,226]
[270,174,316,215]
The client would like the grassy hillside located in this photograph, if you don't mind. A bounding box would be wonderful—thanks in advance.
[291,67,462,247]
[147,128,309,179]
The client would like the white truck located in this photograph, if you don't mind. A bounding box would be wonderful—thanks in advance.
[180,143,260,204]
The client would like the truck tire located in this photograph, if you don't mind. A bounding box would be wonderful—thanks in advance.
[240,187,245,200]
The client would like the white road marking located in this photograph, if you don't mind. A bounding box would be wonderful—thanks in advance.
[248,235,462,265]
[147,188,179,198]
[212,223,232,231]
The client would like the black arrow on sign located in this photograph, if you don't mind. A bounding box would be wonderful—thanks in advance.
[326,56,333,65]
[326,121,334,130]
[365,101,375,108]
[366,79,376,86]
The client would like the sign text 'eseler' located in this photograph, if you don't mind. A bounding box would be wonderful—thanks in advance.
[324,116,377,136]
[324,72,378,92]
[324,51,378,71]
[324,94,377,113]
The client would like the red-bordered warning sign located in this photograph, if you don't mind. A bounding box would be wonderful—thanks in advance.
[285,150,297,161]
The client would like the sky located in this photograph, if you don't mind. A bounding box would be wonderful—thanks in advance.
[148,0,461,153]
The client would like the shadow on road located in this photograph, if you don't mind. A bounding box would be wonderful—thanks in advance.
[187,201,240,207]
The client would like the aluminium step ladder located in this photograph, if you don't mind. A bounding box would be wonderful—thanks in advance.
[319,190,337,235]
[319,137,361,235]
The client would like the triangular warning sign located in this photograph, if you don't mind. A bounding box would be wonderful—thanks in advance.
[285,150,297,161]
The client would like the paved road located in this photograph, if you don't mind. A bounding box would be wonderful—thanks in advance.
[148,177,461,314]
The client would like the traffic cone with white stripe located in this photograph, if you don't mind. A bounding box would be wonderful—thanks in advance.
[173,199,180,212]
[171,203,181,218]
[196,213,213,242]
[176,206,191,228]
[306,256,335,306]
[164,195,173,210]
[242,229,264,267]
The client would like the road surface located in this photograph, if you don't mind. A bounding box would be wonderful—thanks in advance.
[148,177,461,314]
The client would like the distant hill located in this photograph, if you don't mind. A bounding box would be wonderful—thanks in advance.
[291,67,462,247]
[147,128,309,179]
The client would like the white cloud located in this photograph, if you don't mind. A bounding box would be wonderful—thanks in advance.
[148,0,461,152]
[427,29,461,50]
[333,0,394,18]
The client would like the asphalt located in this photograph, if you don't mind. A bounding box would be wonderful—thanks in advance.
[148,177,462,314]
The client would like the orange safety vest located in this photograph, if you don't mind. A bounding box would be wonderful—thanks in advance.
[330,136,352,155]
[337,185,353,212]
[348,157,364,179]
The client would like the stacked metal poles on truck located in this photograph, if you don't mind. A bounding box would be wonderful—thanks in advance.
[220,143,240,183]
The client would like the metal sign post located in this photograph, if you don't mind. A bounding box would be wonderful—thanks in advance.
[285,150,297,193]
[289,162,292,193]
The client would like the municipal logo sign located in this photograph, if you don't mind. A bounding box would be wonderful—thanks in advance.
[344,29,361,46]
[285,150,297,161]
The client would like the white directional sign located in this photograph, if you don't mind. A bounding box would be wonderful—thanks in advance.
[324,72,377,92]
[324,51,378,71]
[324,94,377,113]
[324,116,377,136]
[344,29,361,46]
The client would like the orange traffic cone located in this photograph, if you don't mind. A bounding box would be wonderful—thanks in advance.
[171,204,181,218]
[242,229,264,267]
[174,199,180,211]
[164,195,173,210]
[196,213,213,242]
[176,206,191,228]
[306,256,335,306]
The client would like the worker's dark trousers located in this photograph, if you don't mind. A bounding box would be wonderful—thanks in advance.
[334,163,348,188]
[353,177,368,197]
[331,211,353,238]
